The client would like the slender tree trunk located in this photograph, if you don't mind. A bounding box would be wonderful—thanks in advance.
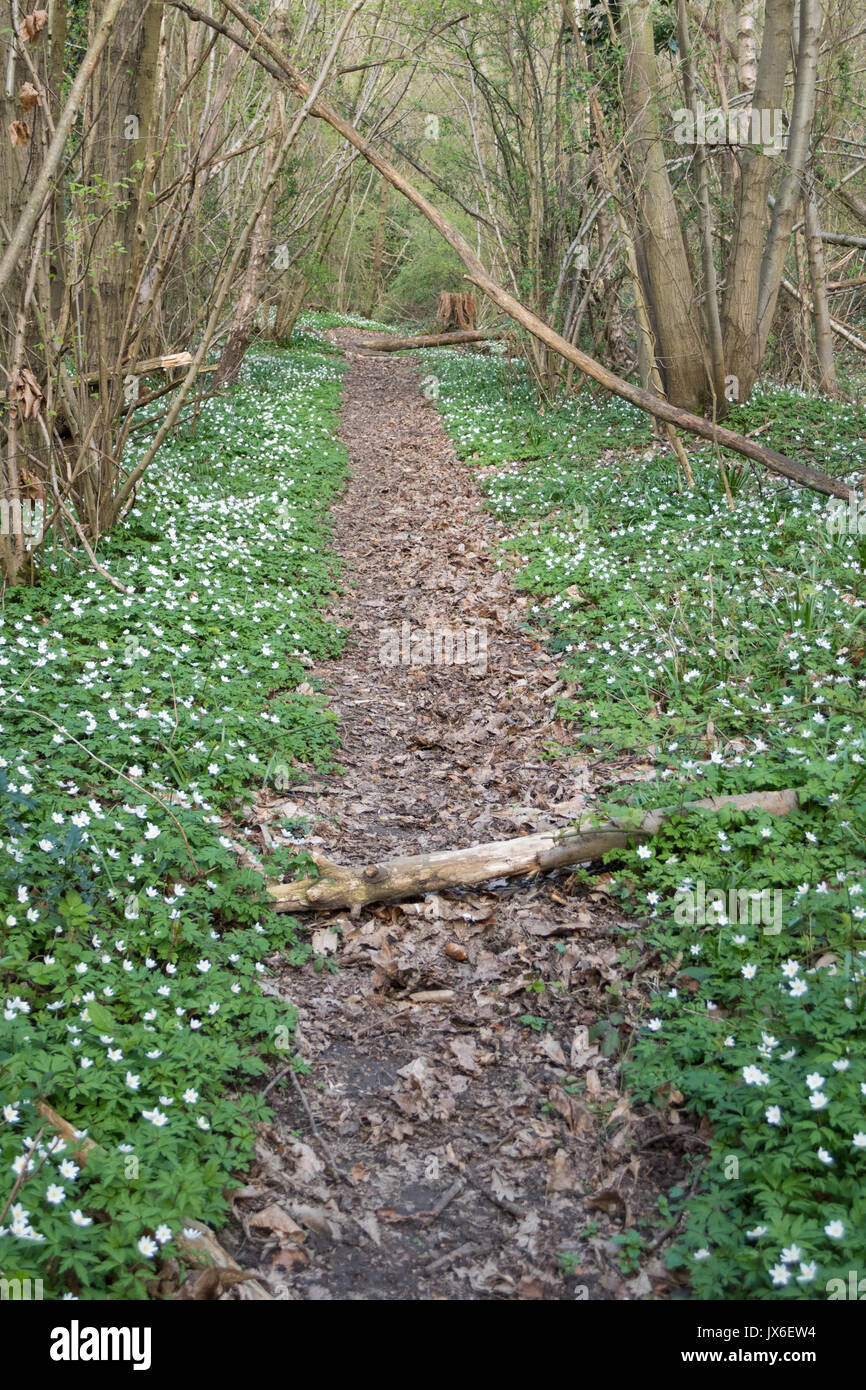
[755,0,822,360]
[1,16,30,585]
[676,0,726,410]
[48,0,69,329]
[214,115,281,387]
[214,0,290,387]
[214,167,277,386]
[79,0,163,530]
[721,0,796,399]
[794,220,812,389]
[366,175,389,318]
[588,92,695,481]
[1,5,69,584]
[0,0,129,301]
[737,0,759,91]
[620,0,707,410]
[804,177,838,395]
[84,1,162,374]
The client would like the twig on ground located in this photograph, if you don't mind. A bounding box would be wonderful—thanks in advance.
[262,1063,347,1184]
[289,1069,347,1184]
[261,1064,292,1099]
[418,1178,465,1227]
[465,1170,525,1220]
[425,1240,476,1273]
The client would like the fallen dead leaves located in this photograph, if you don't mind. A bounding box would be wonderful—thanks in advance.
[19,82,42,111]
[19,9,48,43]
[7,367,46,420]
[311,926,340,956]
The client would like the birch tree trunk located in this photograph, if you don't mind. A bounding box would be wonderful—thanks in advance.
[737,0,759,91]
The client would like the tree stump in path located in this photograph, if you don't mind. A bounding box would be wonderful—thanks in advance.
[436,291,477,331]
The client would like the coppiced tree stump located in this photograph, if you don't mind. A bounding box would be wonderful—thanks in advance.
[436,291,478,331]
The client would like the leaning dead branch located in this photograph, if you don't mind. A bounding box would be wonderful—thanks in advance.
[269,788,800,913]
[81,352,196,385]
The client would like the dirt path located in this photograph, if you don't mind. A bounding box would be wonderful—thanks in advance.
[220,343,697,1301]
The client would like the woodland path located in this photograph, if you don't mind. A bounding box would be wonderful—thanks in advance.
[220,339,698,1301]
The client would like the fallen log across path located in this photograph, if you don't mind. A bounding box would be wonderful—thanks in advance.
[269,788,800,914]
[349,329,503,352]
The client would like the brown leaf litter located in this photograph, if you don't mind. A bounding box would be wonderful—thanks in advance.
[213,339,701,1301]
